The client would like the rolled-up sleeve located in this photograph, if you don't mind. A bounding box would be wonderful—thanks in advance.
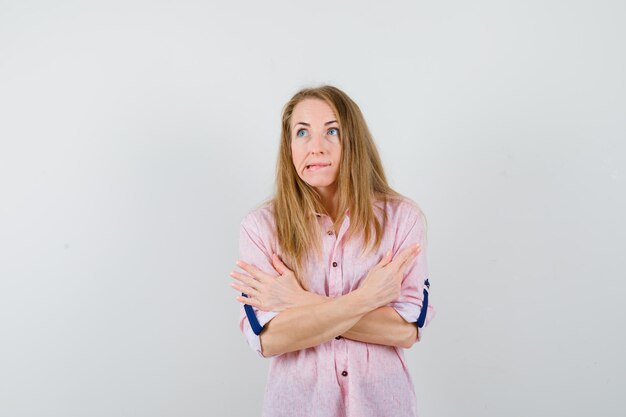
[238,214,280,358]
[388,208,436,342]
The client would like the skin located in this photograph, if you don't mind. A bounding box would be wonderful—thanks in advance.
[231,248,420,315]
[230,98,421,355]
[230,245,421,355]
[290,98,342,220]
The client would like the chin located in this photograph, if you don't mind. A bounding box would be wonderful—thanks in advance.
[307,179,338,188]
[310,183,332,188]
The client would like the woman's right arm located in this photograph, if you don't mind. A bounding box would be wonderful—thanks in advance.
[236,213,418,357]
[259,288,375,357]
[257,244,420,357]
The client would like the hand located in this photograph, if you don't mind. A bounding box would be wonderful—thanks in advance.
[229,253,307,312]
[358,243,421,310]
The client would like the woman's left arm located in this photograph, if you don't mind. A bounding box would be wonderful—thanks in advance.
[342,306,418,348]
[231,245,424,350]
[287,208,435,349]
[298,292,418,348]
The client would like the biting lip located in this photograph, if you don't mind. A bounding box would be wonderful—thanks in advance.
[306,163,331,169]
[306,164,330,172]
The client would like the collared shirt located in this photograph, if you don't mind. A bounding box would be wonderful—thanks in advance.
[237,196,435,417]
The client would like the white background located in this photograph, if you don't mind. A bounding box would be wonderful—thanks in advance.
[1,1,624,416]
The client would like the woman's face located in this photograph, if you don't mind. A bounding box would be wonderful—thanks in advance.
[290,98,342,193]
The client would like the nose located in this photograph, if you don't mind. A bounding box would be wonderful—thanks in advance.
[307,131,327,154]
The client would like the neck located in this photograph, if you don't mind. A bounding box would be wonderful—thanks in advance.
[316,184,339,220]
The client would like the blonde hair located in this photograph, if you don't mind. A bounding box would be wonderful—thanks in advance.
[258,84,426,290]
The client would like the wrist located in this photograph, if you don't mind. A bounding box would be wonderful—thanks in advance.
[346,288,379,315]
[294,290,329,308]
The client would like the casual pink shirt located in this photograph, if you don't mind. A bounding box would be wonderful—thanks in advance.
[237,196,435,417]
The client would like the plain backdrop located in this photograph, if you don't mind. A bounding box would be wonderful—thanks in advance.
[1,1,625,416]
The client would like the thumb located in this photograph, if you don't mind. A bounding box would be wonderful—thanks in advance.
[379,249,393,266]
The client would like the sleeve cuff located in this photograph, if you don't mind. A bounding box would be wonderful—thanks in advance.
[241,308,280,358]
[389,293,435,343]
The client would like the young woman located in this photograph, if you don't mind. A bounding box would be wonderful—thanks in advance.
[229,85,435,417]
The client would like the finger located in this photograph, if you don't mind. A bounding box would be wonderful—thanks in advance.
[368,249,393,273]
[390,244,420,272]
[236,294,261,308]
[378,249,393,266]
[388,246,415,271]
[229,270,260,291]
[397,247,421,275]
[230,282,259,298]
[271,253,292,276]
[235,260,272,283]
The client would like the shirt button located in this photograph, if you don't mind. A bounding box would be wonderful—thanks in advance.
[332,261,338,267]
[341,371,348,377]
[335,336,342,340]
[327,230,333,235]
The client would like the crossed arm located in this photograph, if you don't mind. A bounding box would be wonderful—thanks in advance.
[262,290,418,356]
[231,219,420,357]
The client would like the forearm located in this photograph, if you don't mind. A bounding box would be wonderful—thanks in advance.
[259,289,376,357]
[291,292,418,348]
[341,306,418,348]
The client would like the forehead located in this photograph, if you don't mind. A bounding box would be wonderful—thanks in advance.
[291,98,337,124]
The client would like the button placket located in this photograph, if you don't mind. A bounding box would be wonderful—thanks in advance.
[324,217,339,297]
[328,215,349,298]
[330,215,350,384]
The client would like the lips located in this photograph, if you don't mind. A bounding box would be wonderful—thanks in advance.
[306,163,330,171]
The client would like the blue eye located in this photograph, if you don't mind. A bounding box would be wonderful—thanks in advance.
[295,127,339,138]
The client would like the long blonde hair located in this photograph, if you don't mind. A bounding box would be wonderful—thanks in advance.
[257,84,425,290]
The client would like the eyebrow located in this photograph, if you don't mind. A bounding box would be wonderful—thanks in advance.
[294,120,338,127]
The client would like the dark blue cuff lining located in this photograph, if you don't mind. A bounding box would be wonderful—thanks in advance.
[242,293,265,335]
[415,278,430,328]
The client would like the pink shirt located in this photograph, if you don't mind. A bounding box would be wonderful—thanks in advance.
[238,197,435,417]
